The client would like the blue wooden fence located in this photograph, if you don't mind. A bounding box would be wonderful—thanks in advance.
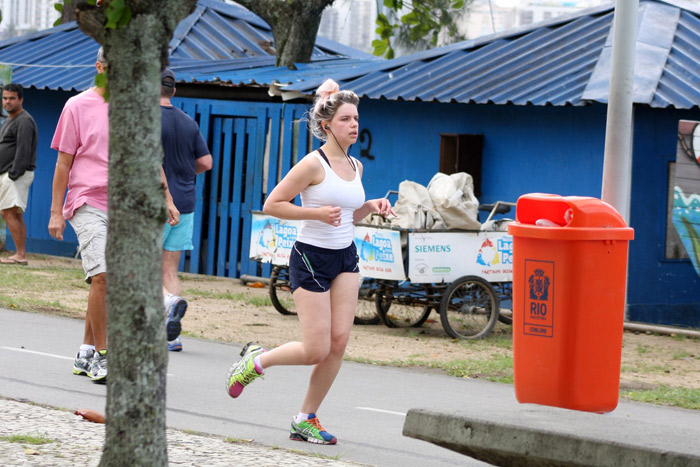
[174,98,315,279]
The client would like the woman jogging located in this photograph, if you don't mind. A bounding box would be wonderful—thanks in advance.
[225,79,394,445]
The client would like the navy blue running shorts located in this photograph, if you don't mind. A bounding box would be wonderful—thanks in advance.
[289,241,359,293]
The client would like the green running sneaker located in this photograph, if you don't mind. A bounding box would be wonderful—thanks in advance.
[289,414,337,445]
[226,342,265,398]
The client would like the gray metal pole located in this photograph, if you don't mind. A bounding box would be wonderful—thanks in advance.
[601,0,639,223]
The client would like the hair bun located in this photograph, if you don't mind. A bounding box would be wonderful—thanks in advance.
[316,79,339,99]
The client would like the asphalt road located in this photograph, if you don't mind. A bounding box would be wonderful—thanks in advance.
[0,308,496,466]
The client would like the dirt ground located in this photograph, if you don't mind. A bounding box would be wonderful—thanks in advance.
[6,254,700,390]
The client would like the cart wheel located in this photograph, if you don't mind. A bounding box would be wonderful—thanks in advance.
[269,266,296,316]
[375,282,432,328]
[439,275,499,339]
[498,309,513,325]
[496,283,513,325]
[354,277,380,325]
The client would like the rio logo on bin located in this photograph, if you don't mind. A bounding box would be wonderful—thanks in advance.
[524,260,554,337]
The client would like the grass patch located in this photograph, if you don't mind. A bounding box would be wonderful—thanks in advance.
[635,344,650,355]
[0,434,55,445]
[223,437,253,444]
[455,334,513,351]
[184,289,272,307]
[622,386,700,410]
[288,448,341,461]
[0,264,86,315]
[0,295,69,313]
[673,350,692,360]
[440,354,513,383]
[346,353,514,383]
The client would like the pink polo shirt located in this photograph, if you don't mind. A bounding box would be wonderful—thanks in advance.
[51,88,109,220]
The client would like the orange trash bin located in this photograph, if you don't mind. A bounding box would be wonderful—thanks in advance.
[507,193,634,413]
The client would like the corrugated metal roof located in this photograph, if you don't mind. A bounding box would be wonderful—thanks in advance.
[2,0,700,109]
[168,57,380,89]
[0,0,373,92]
[651,10,700,107]
[284,0,700,109]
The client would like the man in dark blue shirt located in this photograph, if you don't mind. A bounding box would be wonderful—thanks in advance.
[160,68,212,351]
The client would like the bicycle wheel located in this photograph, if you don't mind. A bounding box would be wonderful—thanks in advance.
[440,275,499,339]
[375,281,432,328]
[354,277,380,325]
[269,266,296,316]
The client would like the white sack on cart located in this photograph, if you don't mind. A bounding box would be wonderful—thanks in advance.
[427,172,481,230]
[390,180,445,229]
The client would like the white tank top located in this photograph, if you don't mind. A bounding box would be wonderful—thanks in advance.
[297,152,365,249]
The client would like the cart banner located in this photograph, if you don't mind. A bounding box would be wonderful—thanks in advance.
[353,226,406,280]
[408,231,513,283]
[249,213,302,266]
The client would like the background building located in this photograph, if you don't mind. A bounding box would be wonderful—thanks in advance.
[0,0,59,39]
[319,0,378,54]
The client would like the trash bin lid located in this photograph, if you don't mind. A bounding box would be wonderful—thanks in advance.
[507,193,634,241]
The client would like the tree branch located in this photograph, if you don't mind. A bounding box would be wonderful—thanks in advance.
[75,0,107,44]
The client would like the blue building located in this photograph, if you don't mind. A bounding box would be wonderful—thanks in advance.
[1,0,699,327]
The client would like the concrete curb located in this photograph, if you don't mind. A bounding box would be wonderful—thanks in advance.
[403,405,700,467]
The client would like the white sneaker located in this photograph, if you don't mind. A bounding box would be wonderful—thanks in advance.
[165,295,187,342]
[168,336,182,352]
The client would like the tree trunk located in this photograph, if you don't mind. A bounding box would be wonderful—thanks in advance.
[100,14,170,466]
[73,1,196,465]
[237,0,334,68]
[61,3,76,23]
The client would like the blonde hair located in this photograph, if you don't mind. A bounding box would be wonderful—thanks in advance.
[308,79,359,141]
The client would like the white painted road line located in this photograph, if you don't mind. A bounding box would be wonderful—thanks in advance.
[1,346,74,361]
[0,346,175,376]
[356,406,406,417]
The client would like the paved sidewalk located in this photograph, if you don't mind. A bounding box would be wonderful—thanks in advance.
[0,398,365,466]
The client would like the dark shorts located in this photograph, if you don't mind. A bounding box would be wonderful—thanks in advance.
[289,241,359,293]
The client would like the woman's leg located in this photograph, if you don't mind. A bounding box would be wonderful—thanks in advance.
[299,272,359,414]
[259,288,333,368]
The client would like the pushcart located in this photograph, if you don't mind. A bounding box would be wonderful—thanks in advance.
[364,201,515,339]
[248,212,381,325]
[249,201,514,339]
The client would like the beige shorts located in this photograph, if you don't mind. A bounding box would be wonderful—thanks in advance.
[0,171,34,213]
[68,204,108,283]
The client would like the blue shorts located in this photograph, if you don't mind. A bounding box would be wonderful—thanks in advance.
[163,212,194,251]
[289,241,359,293]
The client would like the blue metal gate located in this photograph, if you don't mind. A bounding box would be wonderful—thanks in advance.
[174,98,315,279]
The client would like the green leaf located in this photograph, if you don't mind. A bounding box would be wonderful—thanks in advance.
[376,13,391,27]
[116,7,132,28]
[54,3,63,13]
[105,0,132,29]
[95,72,107,88]
[372,40,388,56]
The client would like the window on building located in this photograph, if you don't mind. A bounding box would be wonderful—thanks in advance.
[543,12,552,20]
[439,134,484,197]
[520,11,534,25]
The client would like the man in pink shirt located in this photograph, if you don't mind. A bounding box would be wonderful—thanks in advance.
[48,48,110,383]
